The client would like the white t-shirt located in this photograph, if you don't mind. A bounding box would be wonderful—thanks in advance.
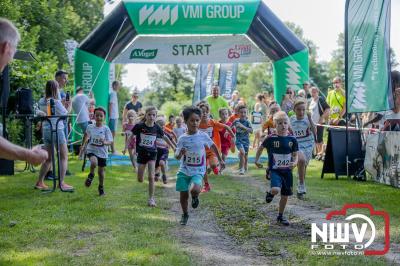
[173,126,187,140]
[176,131,214,176]
[72,94,90,124]
[85,124,113,158]
[38,97,67,130]
[309,98,320,124]
[109,90,119,119]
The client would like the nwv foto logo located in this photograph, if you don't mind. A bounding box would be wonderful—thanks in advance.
[139,5,179,26]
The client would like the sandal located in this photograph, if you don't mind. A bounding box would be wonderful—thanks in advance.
[60,183,74,191]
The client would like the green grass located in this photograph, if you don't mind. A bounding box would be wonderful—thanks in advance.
[0,160,190,266]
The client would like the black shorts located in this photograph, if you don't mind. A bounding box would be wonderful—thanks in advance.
[155,148,169,168]
[316,125,324,143]
[137,149,157,165]
[270,170,293,196]
[87,153,107,167]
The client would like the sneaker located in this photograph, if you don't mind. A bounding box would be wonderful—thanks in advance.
[66,170,72,176]
[155,173,160,182]
[148,198,157,207]
[297,183,307,194]
[277,215,290,226]
[98,185,105,196]
[191,196,199,209]
[239,168,245,175]
[265,192,274,203]
[212,167,219,175]
[85,173,94,187]
[201,183,211,193]
[162,174,167,184]
[180,213,189,225]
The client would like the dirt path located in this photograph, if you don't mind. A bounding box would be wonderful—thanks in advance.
[162,179,269,266]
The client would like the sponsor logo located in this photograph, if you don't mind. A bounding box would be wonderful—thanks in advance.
[130,49,158,59]
[310,204,390,256]
[285,61,301,91]
[139,5,179,25]
[227,44,252,59]
[351,81,367,110]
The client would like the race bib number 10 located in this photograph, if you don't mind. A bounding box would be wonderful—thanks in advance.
[272,153,292,169]
[140,133,156,148]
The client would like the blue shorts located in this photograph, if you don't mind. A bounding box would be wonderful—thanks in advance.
[235,140,249,153]
[270,170,293,196]
[108,119,117,132]
[176,172,203,192]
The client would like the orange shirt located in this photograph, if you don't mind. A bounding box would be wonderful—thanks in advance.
[199,119,226,151]
[165,123,174,132]
[228,114,239,124]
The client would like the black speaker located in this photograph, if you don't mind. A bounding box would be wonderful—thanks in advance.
[0,159,14,175]
[16,88,33,114]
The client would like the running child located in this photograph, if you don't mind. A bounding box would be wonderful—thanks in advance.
[260,102,281,139]
[155,117,177,184]
[255,111,298,226]
[231,105,253,175]
[131,106,176,207]
[218,108,235,164]
[198,102,235,192]
[122,109,137,170]
[290,98,316,199]
[81,107,113,196]
[173,116,187,140]
[175,106,225,225]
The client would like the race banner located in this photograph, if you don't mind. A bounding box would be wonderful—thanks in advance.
[346,0,392,112]
[193,64,215,104]
[218,63,238,99]
[114,35,267,64]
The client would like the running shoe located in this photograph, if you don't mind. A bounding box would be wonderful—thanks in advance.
[85,173,94,187]
[239,168,245,175]
[213,167,219,175]
[98,185,105,196]
[180,213,189,225]
[155,173,160,182]
[162,174,167,184]
[277,215,290,226]
[191,196,199,209]
[148,198,157,207]
[265,192,274,203]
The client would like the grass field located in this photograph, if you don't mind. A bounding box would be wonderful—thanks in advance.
[0,131,398,265]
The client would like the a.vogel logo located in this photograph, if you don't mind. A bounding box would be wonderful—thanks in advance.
[310,204,390,256]
[130,49,158,59]
[286,61,301,91]
[139,5,179,26]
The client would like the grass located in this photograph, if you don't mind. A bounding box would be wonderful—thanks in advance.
[0,159,190,266]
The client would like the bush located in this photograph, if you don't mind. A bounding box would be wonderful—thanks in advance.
[160,100,191,117]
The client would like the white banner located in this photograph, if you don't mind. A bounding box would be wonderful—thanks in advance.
[113,35,267,64]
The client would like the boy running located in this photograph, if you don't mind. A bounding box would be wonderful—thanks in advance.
[81,107,113,196]
[175,106,225,225]
[231,105,253,174]
[219,108,235,164]
[255,111,298,226]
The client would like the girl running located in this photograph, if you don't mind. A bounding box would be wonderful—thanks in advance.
[131,107,176,207]
[155,117,177,184]
[290,99,316,199]
[219,108,235,164]
[81,107,113,196]
[122,110,137,170]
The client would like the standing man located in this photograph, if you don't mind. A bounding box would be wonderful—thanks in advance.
[302,81,312,100]
[109,81,120,155]
[0,18,47,165]
[206,85,229,119]
[72,86,92,134]
[122,90,142,122]
[326,77,346,126]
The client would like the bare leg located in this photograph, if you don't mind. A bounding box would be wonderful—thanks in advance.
[89,156,97,176]
[59,144,71,188]
[180,191,189,214]
[279,196,288,214]
[111,131,116,153]
[297,152,306,185]
[244,152,249,171]
[137,163,146,182]
[147,161,156,199]
[98,166,105,187]
[37,147,52,185]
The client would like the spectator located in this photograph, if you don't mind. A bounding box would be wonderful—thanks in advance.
[308,87,330,160]
[72,86,92,134]
[36,80,72,190]
[229,90,240,109]
[205,85,229,119]
[326,77,346,125]
[302,81,312,99]
[109,81,120,154]
[281,87,295,114]
[254,93,268,122]
[0,18,47,166]
[123,90,142,122]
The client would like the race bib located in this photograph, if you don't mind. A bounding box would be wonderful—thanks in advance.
[90,134,104,146]
[293,129,309,138]
[183,151,204,167]
[272,153,292,169]
[140,133,156,148]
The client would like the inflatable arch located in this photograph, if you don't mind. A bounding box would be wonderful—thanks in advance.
[75,0,309,118]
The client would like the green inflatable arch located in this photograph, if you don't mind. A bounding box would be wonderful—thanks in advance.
[74,0,309,138]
